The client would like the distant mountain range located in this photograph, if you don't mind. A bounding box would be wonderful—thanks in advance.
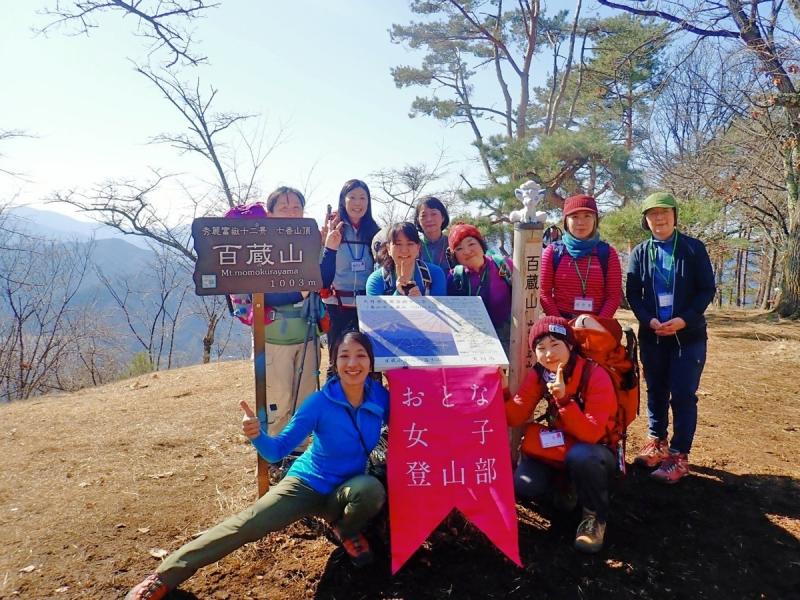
[7,206,153,249]
[3,206,251,367]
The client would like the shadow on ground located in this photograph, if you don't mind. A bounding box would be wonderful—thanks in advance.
[311,465,800,600]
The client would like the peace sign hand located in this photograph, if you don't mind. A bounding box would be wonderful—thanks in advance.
[325,214,344,251]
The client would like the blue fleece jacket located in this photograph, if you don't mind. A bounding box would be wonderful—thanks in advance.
[250,377,389,494]
[625,231,716,344]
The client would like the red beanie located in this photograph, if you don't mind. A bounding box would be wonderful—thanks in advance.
[529,316,576,349]
[448,223,485,252]
[563,195,598,217]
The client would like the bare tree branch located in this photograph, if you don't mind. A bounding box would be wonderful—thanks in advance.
[38,0,219,67]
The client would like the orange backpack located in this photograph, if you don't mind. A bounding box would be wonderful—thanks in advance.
[571,319,640,471]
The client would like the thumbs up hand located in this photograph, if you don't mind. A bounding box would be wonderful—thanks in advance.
[546,363,567,401]
[240,401,261,440]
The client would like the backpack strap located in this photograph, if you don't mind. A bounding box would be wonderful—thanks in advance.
[452,264,466,293]
[574,359,594,413]
[551,241,610,283]
[486,252,512,287]
[417,260,432,294]
[381,267,395,295]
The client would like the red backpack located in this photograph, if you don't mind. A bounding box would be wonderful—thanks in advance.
[570,318,640,471]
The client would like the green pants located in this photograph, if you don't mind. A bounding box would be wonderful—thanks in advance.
[156,475,385,588]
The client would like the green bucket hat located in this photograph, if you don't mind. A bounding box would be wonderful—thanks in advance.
[641,192,678,231]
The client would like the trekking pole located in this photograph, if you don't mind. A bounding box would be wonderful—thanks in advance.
[289,291,322,416]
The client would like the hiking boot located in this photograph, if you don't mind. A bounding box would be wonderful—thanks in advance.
[124,573,170,600]
[335,529,374,568]
[634,437,669,468]
[574,509,606,554]
[650,451,689,484]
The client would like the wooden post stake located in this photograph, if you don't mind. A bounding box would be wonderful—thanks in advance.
[508,222,544,463]
[252,293,269,497]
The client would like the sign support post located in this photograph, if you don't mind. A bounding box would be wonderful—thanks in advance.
[508,222,543,463]
[252,293,269,497]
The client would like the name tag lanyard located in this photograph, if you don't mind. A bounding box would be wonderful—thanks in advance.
[648,232,679,287]
[422,237,445,268]
[467,263,489,297]
[345,233,367,290]
[573,254,593,298]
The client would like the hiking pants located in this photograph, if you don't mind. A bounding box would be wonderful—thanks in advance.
[639,336,707,455]
[514,443,616,522]
[156,475,385,589]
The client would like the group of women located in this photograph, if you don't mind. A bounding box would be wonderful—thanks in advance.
[125,183,715,600]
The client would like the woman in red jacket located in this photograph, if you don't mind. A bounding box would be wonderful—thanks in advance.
[506,316,617,553]
[540,195,622,319]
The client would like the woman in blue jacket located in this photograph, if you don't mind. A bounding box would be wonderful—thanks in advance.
[366,221,447,296]
[125,332,388,600]
[320,179,381,378]
[626,192,716,484]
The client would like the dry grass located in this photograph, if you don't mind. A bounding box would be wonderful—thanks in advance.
[1,310,799,599]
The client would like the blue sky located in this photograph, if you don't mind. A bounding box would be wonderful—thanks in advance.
[1,1,584,224]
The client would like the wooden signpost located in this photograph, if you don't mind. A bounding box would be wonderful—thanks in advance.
[508,222,544,462]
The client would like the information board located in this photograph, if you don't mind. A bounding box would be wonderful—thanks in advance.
[356,295,508,370]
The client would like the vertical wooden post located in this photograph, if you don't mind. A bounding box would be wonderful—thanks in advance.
[252,293,269,497]
[508,222,543,463]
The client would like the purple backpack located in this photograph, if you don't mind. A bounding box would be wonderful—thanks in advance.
[224,203,273,326]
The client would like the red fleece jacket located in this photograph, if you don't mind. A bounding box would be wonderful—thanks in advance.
[506,355,617,466]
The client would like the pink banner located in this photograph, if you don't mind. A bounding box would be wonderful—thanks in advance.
[385,367,520,573]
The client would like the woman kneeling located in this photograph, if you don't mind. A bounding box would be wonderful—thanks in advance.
[125,332,388,600]
[506,317,617,554]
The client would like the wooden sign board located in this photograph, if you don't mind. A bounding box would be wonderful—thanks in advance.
[191,217,322,295]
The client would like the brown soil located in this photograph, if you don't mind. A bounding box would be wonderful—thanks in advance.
[1,309,799,600]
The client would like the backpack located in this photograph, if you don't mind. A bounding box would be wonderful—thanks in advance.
[381,260,433,295]
[571,321,640,472]
[451,250,512,293]
[543,225,562,247]
[550,240,610,283]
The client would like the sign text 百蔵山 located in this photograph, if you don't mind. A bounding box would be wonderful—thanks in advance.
[191,217,322,295]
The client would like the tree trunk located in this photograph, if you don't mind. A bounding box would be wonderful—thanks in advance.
[777,223,800,317]
[776,132,800,317]
[741,227,751,307]
[760,246,778,309]
[202,313,220,364]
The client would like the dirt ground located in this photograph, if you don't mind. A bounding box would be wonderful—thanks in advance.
[1,309,799,600]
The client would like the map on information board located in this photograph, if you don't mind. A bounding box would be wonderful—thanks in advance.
[356,295,508,370]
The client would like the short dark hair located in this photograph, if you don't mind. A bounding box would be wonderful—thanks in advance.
[378,221,421,272]
[266,186,306,213]
[414,196,450,232]
[331,330,375,374]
